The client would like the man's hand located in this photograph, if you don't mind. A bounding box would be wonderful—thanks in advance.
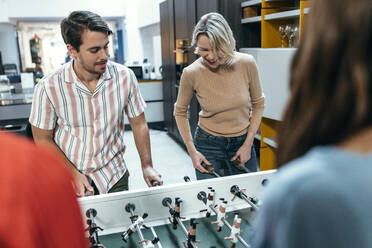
[142,166,163,187]
[190,150,211,173]
[72,171,94,197]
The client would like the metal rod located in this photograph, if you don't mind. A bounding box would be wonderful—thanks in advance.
[129,208,146,248]
[198,193,250,248]
[209,206,250,248]
[201,162,220,177]
[165,202,198,248]
[230,185,259,211]
[165,202,188,235]
[241,194,259,211]
[212,171,220,177]
[150,227,162,248]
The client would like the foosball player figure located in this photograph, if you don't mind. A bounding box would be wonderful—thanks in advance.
[122,213,149,242]
[86,209,104,248]
[200,187,216,218]
[169,197,184,230]
[224,213,242,248]
[231,185,259,210]
[211,199,228,232]
[139,237,159,248]
[121,222,136,242]
[231,186,246,201]
[206,187,216,217]
[86,219,104,248]
[183,218,200,248]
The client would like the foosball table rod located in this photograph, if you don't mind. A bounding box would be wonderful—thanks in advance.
[150,227,163,248]
[230,185,259,211]
[162,197,199,248]
[198,192,250,248]
[125,203,160,248]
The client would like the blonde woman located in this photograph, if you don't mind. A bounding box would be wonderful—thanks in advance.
[174,12,264,179]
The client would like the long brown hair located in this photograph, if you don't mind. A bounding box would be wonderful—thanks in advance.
[276,0,372,167]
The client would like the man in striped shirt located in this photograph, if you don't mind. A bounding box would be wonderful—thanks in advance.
[29,10,162,196]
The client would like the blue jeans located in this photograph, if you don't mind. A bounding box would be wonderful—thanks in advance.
[194,126,258,180]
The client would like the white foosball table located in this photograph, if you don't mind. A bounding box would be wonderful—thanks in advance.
[79,170,276,248]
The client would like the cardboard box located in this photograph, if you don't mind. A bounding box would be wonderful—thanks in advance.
[243,7,258,18]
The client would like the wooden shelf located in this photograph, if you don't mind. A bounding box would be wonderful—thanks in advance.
[242,16,262,24]
[264,9,300,21]
[241,0,261,7]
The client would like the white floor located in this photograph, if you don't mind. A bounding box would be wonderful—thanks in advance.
[123,129,196,190]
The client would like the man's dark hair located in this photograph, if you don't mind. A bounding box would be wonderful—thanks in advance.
[60,11,112,52]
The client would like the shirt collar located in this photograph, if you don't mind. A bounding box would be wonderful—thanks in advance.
[63,60,113,83]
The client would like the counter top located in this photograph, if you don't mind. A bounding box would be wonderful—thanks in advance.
[0,90,33,106]
[138,79,162,83]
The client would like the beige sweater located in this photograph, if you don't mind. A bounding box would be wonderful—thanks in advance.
[174,52,265,144]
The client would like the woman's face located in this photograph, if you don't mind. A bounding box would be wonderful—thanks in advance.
[197,35,221,70]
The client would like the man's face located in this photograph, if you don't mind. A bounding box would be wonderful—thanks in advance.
[70,30,110,76]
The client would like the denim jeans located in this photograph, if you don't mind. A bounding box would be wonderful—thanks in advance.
[194,126,258,180]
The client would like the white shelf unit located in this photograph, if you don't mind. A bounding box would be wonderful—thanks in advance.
[242,16,262,23]
[263,137,277,148]
[264,9,300,20]
[241,0,261,7]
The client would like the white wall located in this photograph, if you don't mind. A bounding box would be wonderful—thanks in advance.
[0,0,126,22]
[124,0,143,63]
[136,0,163,28]
[124,0,163,71]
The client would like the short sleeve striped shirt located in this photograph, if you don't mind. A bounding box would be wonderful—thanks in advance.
[29,60,146,194]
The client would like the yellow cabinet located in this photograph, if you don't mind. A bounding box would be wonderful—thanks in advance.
[241,0,310,170]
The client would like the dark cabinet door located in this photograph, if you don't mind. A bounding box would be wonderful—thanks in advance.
[160,0,177,137]
[173,0,199,143]
[196,0,219,20]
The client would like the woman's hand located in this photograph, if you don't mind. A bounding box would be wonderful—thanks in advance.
[231,144,252,164]
[190,150,211,173]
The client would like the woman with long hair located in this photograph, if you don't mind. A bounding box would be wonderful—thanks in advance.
[252,0,372,247]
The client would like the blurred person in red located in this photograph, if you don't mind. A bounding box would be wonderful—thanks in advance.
[0,131,88,248]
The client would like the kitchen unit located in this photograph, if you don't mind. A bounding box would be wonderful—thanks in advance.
[124,79,165,130]
[0,89,33,137]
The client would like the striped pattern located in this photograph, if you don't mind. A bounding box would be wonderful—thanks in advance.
[29,60,146,194]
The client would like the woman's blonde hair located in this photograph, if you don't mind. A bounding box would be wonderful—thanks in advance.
[192,12,236,65]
